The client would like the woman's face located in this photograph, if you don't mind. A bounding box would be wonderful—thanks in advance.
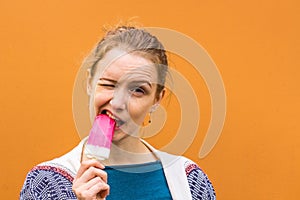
[89,49,162,142]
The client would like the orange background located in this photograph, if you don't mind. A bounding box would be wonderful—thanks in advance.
[1,0,299,199]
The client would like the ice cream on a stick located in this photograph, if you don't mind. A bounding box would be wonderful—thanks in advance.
[84,114,116,160]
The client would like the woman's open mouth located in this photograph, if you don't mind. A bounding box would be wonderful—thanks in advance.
[101,110,125,128]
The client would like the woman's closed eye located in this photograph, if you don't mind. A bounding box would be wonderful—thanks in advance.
[97,83,115,89]
[97,78,117,89]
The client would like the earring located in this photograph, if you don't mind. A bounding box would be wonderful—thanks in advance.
[148,112,152,124]
[143,112,152,126]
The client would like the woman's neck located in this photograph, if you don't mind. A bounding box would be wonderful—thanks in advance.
[103,137,158,166]
[82,136,158,166]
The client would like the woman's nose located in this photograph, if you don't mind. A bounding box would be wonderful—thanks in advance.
[109,90,127,111]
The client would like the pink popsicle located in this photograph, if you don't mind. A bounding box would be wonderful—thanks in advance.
[84,114,116,160]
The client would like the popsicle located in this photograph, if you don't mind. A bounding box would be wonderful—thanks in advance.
[84,114,116,160]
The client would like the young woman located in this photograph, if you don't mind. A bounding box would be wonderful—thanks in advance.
[20,26,216,200]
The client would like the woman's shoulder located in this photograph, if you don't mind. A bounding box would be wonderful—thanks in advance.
[157,152,216,199]
[20,163,77,199]
[181,156,216,200]
[20,140,84,199]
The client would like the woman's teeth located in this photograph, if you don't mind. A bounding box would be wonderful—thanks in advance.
[106,111,116,120]
[104,111,125,127]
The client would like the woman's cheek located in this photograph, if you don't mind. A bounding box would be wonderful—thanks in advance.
[128,102,150,125]
[93,91,111,108]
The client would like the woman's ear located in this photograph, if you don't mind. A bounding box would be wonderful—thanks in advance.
[152,89,166,111]
[157,89,166,103]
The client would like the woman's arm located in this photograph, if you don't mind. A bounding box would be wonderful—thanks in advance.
[20,166,77,199]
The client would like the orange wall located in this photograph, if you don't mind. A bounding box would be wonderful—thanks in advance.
[1,0,299,199]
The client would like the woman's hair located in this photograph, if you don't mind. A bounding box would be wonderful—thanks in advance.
[84,26,168,97]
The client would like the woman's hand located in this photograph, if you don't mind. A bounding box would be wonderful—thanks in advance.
[72,159,110,200]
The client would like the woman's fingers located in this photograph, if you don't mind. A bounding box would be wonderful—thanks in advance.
[77,166,108,183]
[76,159,105,178]
[97,187,110,199]
[73,160,109,199]
[76,176,101,191]
[74,176,110,199]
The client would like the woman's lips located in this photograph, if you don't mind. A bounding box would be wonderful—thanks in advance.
[101,110,125,128]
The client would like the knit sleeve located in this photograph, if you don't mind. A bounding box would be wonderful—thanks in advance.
[20,166,77,200]
[185,162,216,200]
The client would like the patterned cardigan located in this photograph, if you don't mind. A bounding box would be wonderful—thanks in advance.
[20,139,216,200]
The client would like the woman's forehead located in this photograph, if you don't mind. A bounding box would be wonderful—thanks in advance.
[96,49,158,83]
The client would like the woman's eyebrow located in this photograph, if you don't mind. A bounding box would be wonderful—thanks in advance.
[129,80,152,88]
[99,78,117,83]
[99,78,152,88]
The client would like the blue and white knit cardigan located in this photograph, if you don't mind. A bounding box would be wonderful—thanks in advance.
[20,139,216,200]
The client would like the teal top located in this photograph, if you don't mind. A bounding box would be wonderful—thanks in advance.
[104,161,172,200]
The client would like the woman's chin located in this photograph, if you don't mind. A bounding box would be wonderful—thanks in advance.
[112,129,127,142]
[112,128,139,143]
